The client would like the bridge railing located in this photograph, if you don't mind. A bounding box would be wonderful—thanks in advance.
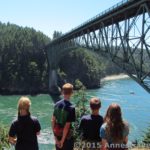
[62,0,132,37]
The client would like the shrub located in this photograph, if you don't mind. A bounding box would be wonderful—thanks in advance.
[73,79,90,142]
[143,124,150,144]
[0,124,10,149]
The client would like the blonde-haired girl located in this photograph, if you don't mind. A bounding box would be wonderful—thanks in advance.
[9,96,41,150]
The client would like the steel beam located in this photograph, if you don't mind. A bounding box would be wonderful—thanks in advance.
[46,0,150,93]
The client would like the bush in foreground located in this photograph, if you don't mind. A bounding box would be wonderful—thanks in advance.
[143,124,150,144]
[0,124,10,149]
[73,79,90,146]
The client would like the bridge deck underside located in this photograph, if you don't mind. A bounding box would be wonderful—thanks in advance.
[46,0,150,93]
[50,0,150,44]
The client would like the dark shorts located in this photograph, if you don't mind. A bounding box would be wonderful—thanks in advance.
[15,143,39,150]
[56,138,74,150]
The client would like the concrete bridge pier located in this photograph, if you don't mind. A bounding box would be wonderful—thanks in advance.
[49,69,61,95]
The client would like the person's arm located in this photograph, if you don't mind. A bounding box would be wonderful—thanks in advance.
[58,106,75,148]
[34,118,41,136]
[124,136,128,144]
[100,124,107,150]
[9,122,17,145]
[51,115,60,145]
[51,115,56,132]
[123,122,129,145]
[36,132,40,135]
[59,122,71,148]
[101,139,107,150]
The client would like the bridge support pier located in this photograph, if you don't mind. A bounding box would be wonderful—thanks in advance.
[46,0,150,93]
[49,69,61,95]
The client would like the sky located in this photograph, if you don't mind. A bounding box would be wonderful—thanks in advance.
[0,0,121,38]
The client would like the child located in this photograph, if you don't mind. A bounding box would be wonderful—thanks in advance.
[100,103,129,150]
[9,96,41,150]
[51,83,76,150]
[79,97,103,150]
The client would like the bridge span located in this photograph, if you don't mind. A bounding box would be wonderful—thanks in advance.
[46,0,150,94]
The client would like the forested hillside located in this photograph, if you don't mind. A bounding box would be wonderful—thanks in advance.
[0,23,122,94]
[0,22,50,94]
[58,48,102,88]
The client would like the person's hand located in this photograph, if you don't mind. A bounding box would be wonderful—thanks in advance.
[54,136,61,147]
[56,140,60,147]
[12,138,17,145]
[9,137,17,145]
[58,139,64,148]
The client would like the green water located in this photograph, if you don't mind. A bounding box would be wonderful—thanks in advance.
[0,94,55,150]
[0,78,150,150]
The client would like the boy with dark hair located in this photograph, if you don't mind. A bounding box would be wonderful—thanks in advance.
[51,83,76,150]
[79,97,103,150]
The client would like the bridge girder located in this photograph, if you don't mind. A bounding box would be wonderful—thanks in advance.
[46,0,150,93]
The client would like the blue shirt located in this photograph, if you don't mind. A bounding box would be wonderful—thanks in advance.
[100,122,129,143]
[53,99,76,127]
[79,114,103,141]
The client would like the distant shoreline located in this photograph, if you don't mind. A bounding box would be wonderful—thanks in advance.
[101,73,130,82]
[0,74,130,96]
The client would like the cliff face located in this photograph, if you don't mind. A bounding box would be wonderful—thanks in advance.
[58,48,103,89]
[57,48,123,89]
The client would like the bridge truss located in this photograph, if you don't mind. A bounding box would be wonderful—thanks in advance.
[46,0,150,93]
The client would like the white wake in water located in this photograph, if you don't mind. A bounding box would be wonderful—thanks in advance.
[38,128,55,145]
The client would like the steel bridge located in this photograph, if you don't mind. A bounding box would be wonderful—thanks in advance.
[46,0,150,94]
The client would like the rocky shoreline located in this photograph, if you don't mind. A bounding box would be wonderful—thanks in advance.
[0,74,129,96]
[101,73,129,82]
[0,89,49,96]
